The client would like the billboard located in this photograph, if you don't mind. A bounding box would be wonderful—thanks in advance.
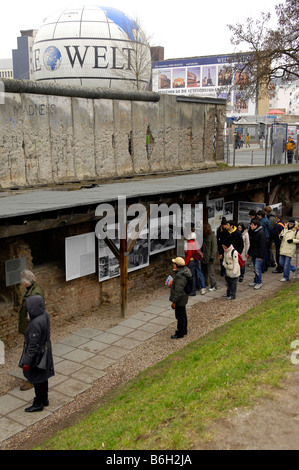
[152,55,255,116]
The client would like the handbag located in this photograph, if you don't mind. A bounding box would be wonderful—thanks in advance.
[36,342,48,370]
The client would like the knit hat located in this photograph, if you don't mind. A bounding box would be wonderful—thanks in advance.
[288,218,295,224]
[187,232,196,240]
[172,257,185,266]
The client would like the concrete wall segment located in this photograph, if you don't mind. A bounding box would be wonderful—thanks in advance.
[0,79,225,189]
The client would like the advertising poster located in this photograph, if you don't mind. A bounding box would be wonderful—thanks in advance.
[152,54,255,116]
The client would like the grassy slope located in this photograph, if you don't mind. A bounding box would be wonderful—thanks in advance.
[38,283,299,450]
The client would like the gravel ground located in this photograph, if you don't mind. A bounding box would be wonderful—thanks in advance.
[0,277,284,450]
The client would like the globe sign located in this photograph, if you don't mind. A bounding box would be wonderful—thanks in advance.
[32,5,152,90]
[43,46,62,71]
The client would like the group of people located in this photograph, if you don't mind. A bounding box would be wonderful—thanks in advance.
[168,208,299,340]
[234,132,251,149]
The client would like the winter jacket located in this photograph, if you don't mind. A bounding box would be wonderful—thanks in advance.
[18,283,45,335]
[217,226,228,256]
[271,220,285,243]
[169,266,192,307]
[266,210,277,231]
[185,239,199,265]
[260,216,271,240]
[19,295,54,384]
[240,229,250,261]
[248,226,266,259]
[279,223,299,257]
[223,245,240,278]
[226,227,244,254]
[202,232,217,264]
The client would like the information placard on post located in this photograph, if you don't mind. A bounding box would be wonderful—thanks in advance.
[65,233,96,281]
[5,257,26,287]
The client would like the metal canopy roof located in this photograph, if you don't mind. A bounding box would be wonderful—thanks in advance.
[0,166,298,220]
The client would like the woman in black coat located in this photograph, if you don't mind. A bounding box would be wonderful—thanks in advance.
[19,295,54,412]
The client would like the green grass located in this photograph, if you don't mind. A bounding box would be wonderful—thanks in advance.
[37,282,299,450]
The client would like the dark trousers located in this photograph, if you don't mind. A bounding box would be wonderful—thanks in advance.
[175,305,187,337]
[34,380,48,406]
[226,276,238,298]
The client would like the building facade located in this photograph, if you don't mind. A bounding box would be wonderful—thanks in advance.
[0,59,13,79]
[12,29,37,80]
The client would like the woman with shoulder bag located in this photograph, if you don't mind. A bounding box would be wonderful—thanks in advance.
[19,295,54,412]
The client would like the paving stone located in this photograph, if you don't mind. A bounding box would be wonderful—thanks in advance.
[140,305,167,315]
[61,349,95,363]
[7,406,51,426]
[71,366,107,384]
[53,359,84,376]
[53,378,90,398]
[8,368,24,380]
[150,299,171,308]
[0,417,26,442]
[78,340,109,354]
[8,387,34,402]
[75,328,103,339]
[46,390,74,412]
[92,332,121,344]
[107,325,134,336]
[132,312,158,322]
[83,355,117,370]
[101,345,129,360]
[138,323,166,334]
[0,394,27,416]
[52,343,75,357]
[126,329,156,341]
[59,334,90,348]
[149,316,175,326]
[120,318,146,329]
[113,337,142,350]
[48,373,69,388]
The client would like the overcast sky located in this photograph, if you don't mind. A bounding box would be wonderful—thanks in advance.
[1,0,278,60]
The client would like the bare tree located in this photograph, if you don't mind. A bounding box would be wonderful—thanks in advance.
[228,0,299,98]
[113,16,153,91]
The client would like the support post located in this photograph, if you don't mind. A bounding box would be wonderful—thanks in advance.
[120,235,128,318]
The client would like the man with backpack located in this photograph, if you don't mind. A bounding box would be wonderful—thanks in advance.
[168,257,192,339]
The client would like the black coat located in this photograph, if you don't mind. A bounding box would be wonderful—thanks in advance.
[248,226,266,259]
[19,295,54,384]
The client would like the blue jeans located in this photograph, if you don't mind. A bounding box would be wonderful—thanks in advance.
[196,260,206,289]
[279,255,296,280]
[254,258,263,285]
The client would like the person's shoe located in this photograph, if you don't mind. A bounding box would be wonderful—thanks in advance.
[200,288,206,295]
[43,399,49,407]
[239,277,243,283]
[209,286,217,291]
[25,404,44,413]
[226,296,236,300]
[222,293,228,297]
[189,293,196,296]
[171,334,184,339]
[20,382,34,391]
[249,282,256,287]
[272,269,282,273]
[254,283,263,290]
[280,278,288,282]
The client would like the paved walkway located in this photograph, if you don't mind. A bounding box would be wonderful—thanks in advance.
[0,267,295,443]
